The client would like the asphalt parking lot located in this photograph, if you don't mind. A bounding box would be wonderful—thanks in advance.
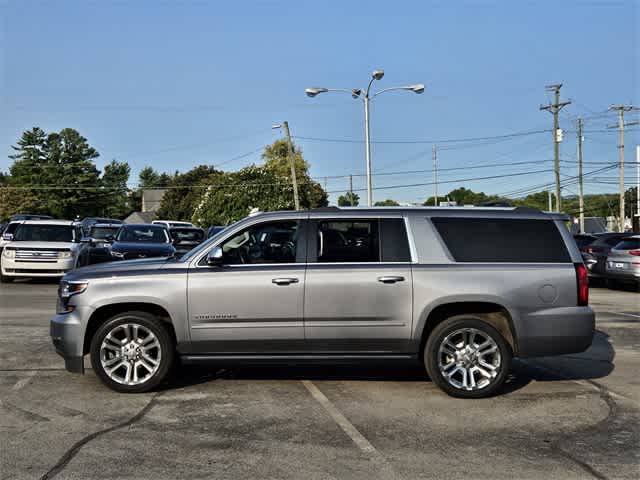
[1,282,638,480]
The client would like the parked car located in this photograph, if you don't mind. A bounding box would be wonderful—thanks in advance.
[0,221,24,255]
[207,225,226,238]
[51,206,594,398]
[169,227,205,256]
[1,220,86,282]
[152,220,194,229]
[108,224,175,260]
[579,232,630,280]
[605,235,640,290]
[82,223,122,264]
[573,233,597,250]
[81,217,122,235]
[9,213,54,222]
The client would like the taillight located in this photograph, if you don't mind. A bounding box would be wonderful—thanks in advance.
[575,263,589,306]
[629,250,640,256]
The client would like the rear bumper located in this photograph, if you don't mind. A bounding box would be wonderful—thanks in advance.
[50,309,88,374]
[516,306,595,357]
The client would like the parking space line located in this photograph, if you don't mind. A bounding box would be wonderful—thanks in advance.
[616,312,640,319]
[12,371,37,391]
[302,380,400,479]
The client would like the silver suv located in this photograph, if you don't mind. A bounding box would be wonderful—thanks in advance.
[50,207,594,398]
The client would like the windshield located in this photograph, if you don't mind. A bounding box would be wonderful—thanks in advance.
[179,221,239,262]
[6,223,21,235]
[116,226,169,243]
[90,226,120,240]
[171,228,204,242]
[14,224,75,242]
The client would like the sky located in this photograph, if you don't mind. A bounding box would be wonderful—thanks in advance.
[1,0,638,206]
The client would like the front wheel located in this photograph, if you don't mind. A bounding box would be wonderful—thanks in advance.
[90,312,174,393]
[424,316,512,399]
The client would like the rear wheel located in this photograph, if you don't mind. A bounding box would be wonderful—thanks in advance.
[90,311,174,393]
[424,316,512,399]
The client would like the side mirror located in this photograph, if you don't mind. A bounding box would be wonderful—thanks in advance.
[2,233,13,242]
[105,235,114,243]
[206,246,224,266]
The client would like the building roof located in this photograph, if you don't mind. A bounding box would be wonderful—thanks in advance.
[124,211,157,224]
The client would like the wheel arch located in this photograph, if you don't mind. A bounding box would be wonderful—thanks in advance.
[418,301,518,357]
[83,302,177,355]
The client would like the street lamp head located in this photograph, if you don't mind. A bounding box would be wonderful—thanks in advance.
[409,84,425,94]
[272,124,282,130]
[305,87,329,97]
[351,88,362,99]
[372,69,385,81]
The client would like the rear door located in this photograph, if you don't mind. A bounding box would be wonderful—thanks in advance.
[303,216,414,353]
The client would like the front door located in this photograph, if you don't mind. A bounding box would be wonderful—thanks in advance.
[304,217,414,354]
[187,219,307,354]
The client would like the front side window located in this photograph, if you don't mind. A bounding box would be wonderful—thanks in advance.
[116,226,169,243]
[13,224,75,243]
[317,220,379,263]
[220,220,300,264]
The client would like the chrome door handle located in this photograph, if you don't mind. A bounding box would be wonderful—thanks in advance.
[272,277,299,286]
[377,276,405,284]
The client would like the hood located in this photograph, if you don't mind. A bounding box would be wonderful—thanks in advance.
[4,241,76,250]
[110,242,175,254]
[65,257,173,281]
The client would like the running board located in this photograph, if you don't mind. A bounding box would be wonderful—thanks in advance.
[181,354,417,365]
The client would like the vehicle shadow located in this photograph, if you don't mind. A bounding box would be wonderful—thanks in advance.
[164,330,615,396]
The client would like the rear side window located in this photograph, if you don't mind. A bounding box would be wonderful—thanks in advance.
[380,218,411,262]
[431,217,571,263]
[317,220,379,262]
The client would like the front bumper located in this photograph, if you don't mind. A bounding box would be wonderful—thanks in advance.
[516,306,595,357]
[50,308,89,373]
[2,257,76,277]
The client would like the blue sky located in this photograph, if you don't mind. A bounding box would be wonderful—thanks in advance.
[1,0,638,205]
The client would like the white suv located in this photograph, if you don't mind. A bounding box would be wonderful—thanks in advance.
[1,220,86,283]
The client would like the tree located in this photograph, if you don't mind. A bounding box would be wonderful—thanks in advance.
[261,139,328,209]
[374,199,399,206]
[156,165,217,221]
[8,127,101,218]
[338,192,359,206]
[100,160,131,218]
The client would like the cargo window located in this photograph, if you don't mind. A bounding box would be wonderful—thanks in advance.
[317,220,379,263]
[431,217,571,263]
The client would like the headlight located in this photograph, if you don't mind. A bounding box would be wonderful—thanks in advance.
[110,251,125,259]
[58,251,74,258]
[59,280,89,299]
[2,248,15,258]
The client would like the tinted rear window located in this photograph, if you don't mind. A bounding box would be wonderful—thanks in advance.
[380,218,411,262]
[431,217,571,263]
[613,238,640,251]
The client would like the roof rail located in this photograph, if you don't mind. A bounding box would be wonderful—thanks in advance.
[310,206,341,212]
[513,206,542,214]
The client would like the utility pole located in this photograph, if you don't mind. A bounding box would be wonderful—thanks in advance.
[577,117,585,233]
[280,121,300,211]
[540,84,571,212]
[608,105,638,232]
[349,174,354,206]
[548,191,553,212]
[636,145,640,225]
[432,145,438,206]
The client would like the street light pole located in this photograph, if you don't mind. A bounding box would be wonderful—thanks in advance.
[305,70,424,207]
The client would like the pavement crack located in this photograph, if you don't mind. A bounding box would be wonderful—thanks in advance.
[39,392,162,480]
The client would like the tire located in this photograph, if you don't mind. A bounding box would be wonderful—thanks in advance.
[90,311,174,393]
[0,272,13,283]
[605,279,619,290]
[424,315,512,399]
